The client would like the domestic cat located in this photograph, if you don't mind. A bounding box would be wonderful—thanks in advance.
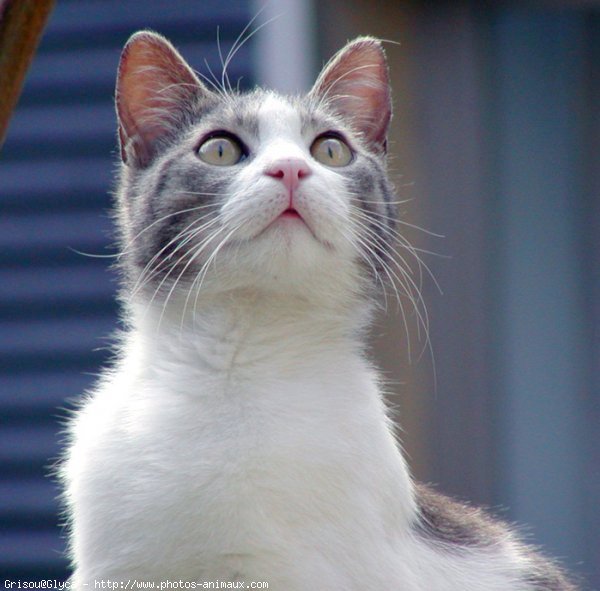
[61,30,576,590]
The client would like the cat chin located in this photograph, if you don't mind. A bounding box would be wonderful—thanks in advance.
[253,215,333,253]
[131,235,363,314]
[215,245,358,301]
[238,225,353,279]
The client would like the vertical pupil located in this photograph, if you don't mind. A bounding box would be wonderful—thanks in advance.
[327,144,334,159]
[218,143,224,158]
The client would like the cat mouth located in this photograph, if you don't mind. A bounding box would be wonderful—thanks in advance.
[280,208,302,219]
[275,207,314,233]
[253,205,324,245]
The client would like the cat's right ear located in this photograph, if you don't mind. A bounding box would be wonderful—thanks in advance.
[116,31,211,168]
[310,37,391,154]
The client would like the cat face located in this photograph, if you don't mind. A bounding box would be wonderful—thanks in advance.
[115,32,396,304]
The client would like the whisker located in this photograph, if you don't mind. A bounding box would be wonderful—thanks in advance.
[143,221,228,331]
[348,221,414,358]
[348,211,434,363]
[340,227,390,312]
[157,224,233,331]
[215,26,230,94]
[348,204,443,295]
[345,194,445,239]
[221,10,279,91]
[119,201,219,259]
[130,216,221,301]
[68,247,119,259]
[186,221,248,328]
[129,215,215,293]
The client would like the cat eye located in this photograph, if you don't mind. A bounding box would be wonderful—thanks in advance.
[310,135,353,167]
[197,135,245,166]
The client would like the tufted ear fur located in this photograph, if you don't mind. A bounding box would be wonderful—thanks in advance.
[310,37,391,154]
[116,30,212,168]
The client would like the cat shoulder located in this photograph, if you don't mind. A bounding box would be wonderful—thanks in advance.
[413,483,578,590]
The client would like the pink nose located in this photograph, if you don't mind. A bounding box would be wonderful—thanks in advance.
[264,158,311,192]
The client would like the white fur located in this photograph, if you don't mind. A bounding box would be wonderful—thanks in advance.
[63,98,539,590]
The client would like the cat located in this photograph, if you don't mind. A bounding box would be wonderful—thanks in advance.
[60,30,576,590]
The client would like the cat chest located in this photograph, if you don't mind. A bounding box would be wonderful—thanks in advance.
[122,368,382,514]
[104,383,392,579]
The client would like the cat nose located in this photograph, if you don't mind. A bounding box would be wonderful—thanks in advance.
[264,158,311,192]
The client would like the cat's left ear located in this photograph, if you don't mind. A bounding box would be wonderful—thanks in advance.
[310,37,391,154]
[116,30,213,168]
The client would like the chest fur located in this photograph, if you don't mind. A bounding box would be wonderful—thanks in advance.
[67,327,413,582]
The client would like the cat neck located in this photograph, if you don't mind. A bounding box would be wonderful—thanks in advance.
[123,287,418,535]
[129,287,373,366]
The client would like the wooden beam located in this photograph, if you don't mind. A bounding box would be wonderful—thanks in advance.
[0,0,54,147]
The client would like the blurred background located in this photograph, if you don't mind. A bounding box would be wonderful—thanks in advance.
[0,0,598,587]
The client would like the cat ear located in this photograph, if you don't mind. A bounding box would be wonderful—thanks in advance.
[116,31,211,167]
[310,37,391,154]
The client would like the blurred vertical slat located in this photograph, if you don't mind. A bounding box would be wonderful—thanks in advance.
[490,7,592,581]
[582,9,599,587]
[0,0,254,579]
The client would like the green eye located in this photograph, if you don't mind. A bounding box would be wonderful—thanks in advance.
[310,135,353,167]
[197,135,244,166]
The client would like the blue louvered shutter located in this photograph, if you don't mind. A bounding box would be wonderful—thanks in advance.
[0,0,254,579]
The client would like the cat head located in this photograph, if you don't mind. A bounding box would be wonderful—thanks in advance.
[114,31,397,311]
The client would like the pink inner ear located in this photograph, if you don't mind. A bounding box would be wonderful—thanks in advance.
[312,39,391,151]
[116,32,202,166]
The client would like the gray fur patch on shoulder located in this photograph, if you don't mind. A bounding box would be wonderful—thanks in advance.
[414,484,578,589]
[522,554,579,590]
[413,483,509,549]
